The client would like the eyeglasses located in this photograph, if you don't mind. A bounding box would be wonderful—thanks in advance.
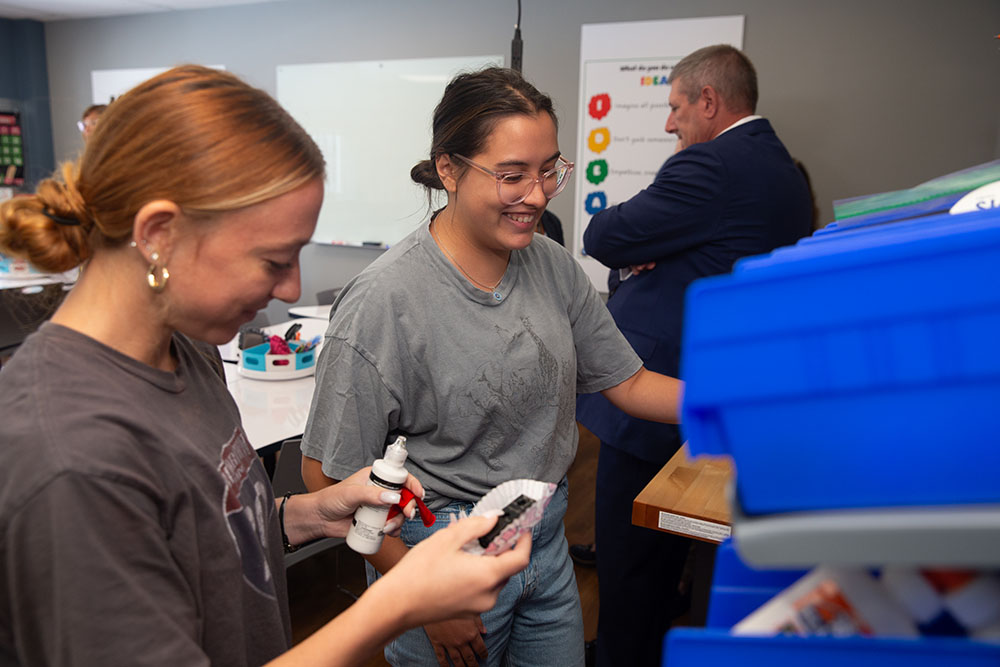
[454,153,574,205]
[76,119,98,133]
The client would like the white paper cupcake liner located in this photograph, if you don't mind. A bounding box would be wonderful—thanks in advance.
[456,479,557,556]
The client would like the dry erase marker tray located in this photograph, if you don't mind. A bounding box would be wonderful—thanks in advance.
[238,341,316,381]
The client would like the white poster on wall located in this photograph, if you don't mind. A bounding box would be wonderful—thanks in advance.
[91,65,226,104]
[574,16,744,290]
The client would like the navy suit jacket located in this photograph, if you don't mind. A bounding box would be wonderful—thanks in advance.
[577,118,813,463]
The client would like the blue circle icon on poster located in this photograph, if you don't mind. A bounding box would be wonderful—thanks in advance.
[585,191,607,215]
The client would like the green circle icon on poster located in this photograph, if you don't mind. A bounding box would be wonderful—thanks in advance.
[586,159,608,186]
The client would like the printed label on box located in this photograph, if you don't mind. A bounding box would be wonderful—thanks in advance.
[657,511,731,542]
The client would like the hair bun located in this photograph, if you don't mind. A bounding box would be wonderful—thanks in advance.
[37,163,93,230]
[0,164,94,273]
[410,159,444,190]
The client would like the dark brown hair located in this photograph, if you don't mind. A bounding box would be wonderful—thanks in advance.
[410,67,557,192]
[81,103,107,121]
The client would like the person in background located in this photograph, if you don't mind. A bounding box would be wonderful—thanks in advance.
[0,65,530,667]
[301,67,683,667]
[575,44,814,666]
[794,158,822,230]
[535,209,565,246]
[77,103,107,142]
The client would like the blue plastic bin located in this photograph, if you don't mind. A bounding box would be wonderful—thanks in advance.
[665,542,1000,666]
[680,207,1000,514]
[664,628,1000,666]
[705,540,806,629]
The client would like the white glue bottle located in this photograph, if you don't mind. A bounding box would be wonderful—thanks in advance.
[346,435,409,554]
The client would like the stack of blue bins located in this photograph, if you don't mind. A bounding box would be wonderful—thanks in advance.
[663,205,1000,665]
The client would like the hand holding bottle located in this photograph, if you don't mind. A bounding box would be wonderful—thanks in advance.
[281,465,423,548]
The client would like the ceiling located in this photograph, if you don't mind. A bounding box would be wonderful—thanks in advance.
[0,0,280,21]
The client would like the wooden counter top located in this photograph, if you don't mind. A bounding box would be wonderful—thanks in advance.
[632,444,734,543]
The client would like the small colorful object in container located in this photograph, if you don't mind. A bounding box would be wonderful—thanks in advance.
[238,334,316,380]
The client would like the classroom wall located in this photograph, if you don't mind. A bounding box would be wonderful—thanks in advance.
[0,18,54,189]
[42,0,1000,321]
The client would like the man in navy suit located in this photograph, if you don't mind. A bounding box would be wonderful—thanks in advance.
[576,45,813,666]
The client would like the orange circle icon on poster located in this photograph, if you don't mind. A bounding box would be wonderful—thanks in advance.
[588,128,610,154]
[588,93,611,121]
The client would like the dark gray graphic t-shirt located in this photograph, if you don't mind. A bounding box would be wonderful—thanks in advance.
[0,324,290,666]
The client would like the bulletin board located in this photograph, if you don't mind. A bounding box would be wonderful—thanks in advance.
[0,110,25,187]
[277,54,503,248]
[574,16,744,289]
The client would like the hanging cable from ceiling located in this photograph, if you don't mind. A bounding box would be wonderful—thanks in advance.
[510,0,523,73]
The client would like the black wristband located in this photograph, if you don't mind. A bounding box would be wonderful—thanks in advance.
[279,492,299,553]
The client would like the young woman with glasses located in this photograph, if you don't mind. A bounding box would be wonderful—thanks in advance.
[301,67,683,667]
[0,65,530,667]
[77,103,106,142]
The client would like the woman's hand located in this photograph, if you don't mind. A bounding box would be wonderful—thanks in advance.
[268,514,531,667]
[319,467,424,537]
[374,514,531,631]
[424,617,487,667]
[281,468,424,546]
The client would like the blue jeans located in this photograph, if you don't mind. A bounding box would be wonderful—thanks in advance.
[367,478,585,666]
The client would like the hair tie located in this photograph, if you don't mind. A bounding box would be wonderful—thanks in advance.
[43,209,81,226]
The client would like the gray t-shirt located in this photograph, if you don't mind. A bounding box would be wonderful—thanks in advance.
[0,324,290,667]
[302,223,641,508]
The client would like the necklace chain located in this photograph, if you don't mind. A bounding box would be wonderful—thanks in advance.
[431,223,505,292]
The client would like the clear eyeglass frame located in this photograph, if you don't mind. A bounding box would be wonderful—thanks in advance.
[454,153,575,205]
[76,119,98,133]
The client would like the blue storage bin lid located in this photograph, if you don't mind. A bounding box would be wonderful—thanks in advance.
[735,207,1000,275]
[685,206,1000,358]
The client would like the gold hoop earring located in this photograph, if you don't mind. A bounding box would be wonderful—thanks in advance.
[146,263,169,292]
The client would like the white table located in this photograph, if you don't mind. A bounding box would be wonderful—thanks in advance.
[0,268,78,291]
[221,319,327,453]
[224,362,315,453]
[288,304,332,320]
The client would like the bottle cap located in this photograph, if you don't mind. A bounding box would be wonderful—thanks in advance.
[384,435,408,466]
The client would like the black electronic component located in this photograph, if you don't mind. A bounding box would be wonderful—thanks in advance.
[283,322,302,341]
[478,494,535,548]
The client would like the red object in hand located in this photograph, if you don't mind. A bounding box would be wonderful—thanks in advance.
[386,488,436,527]
[269,335,291,355]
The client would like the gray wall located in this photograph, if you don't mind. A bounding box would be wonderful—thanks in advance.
[42,0,1000,321]
[1,18,54,189]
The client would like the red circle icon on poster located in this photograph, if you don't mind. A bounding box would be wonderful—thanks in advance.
[588,93,611,121]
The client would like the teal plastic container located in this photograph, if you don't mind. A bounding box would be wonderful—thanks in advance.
[240,342,315,372]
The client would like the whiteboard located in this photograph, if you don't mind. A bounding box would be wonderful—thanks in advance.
[277,55,503,248]
[574,17,744,289]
